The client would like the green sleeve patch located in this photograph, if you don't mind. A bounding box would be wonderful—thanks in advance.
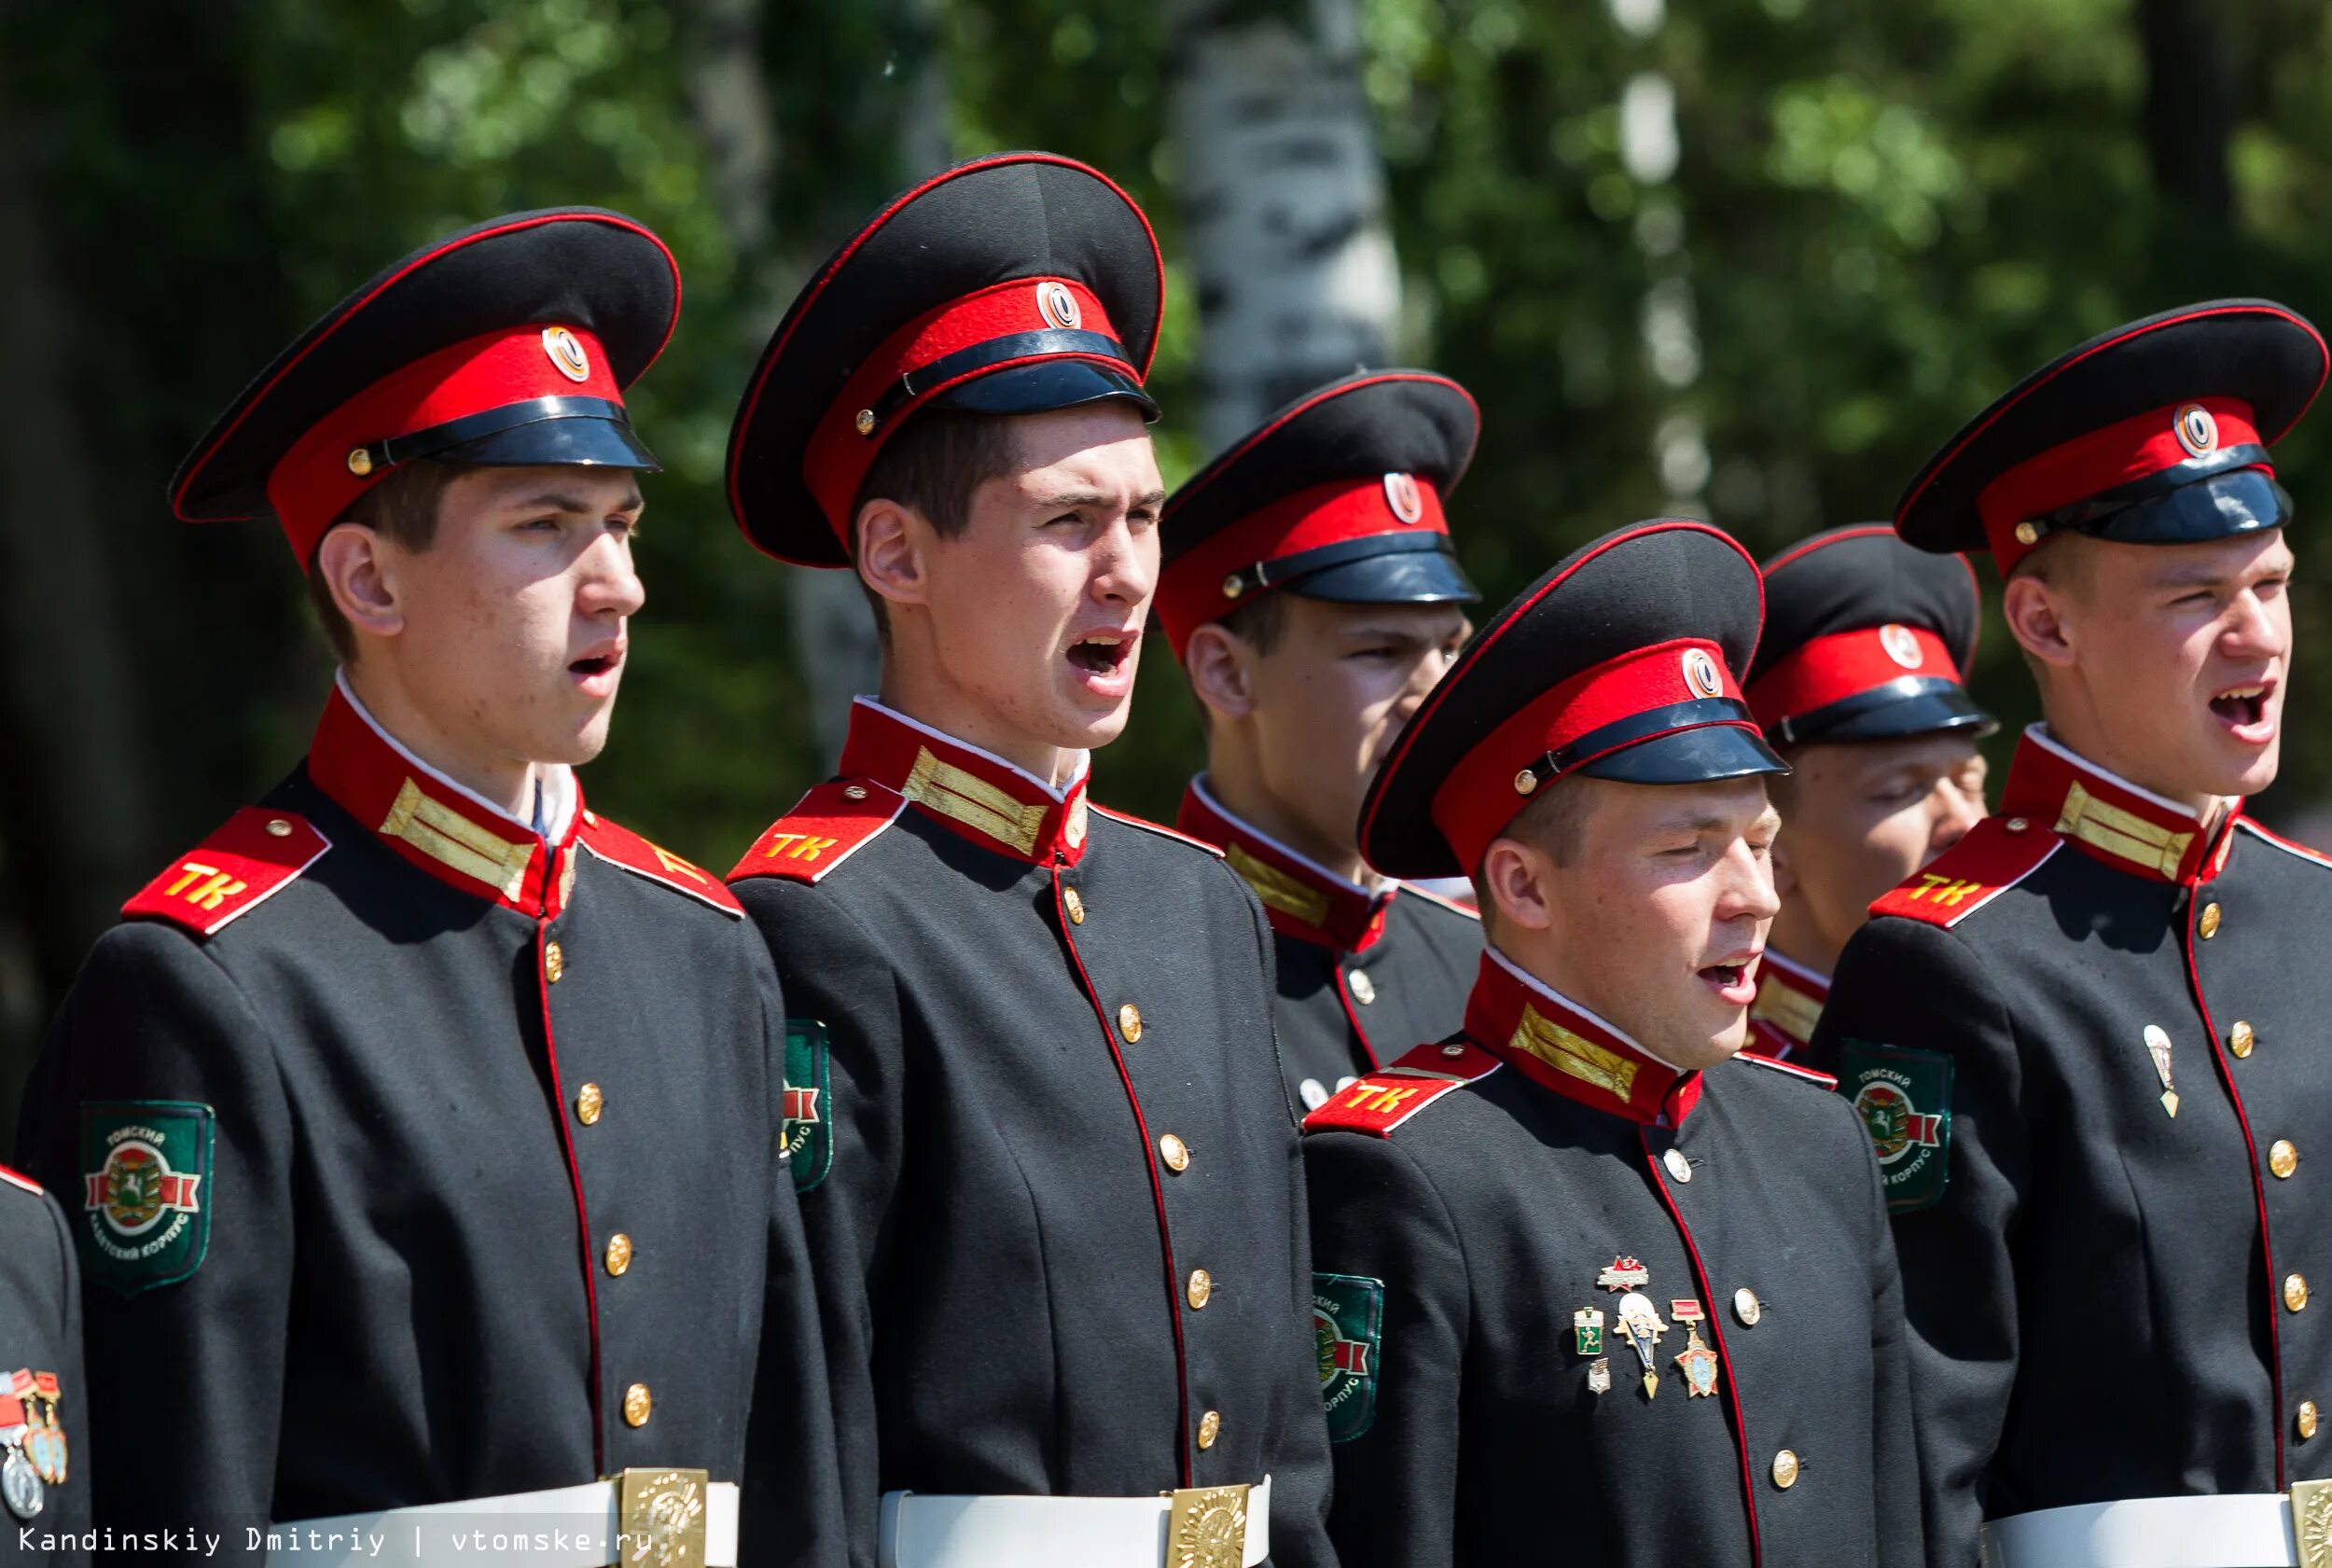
[1312,1272,1383,1443]
[77,1101,215,1297]
[1839,1039,1953,1214]
[782,1020,833,1193]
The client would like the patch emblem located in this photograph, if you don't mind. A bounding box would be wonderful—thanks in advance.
[1036,280,1081,331]
[1880,622,1923,669]
[783,1020,833,1193]
[1382,471,1424,524]
[1682,647,1725,700]
[1839,1040,1952,1213]
[1313,1272,1383,1442]
[542,326,592,382]
[2174,401,2217,458]
[77,1103,214,1296]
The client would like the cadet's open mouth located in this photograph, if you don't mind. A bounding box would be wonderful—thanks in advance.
[2210,683,2269,728]
[1066,631,1133,675]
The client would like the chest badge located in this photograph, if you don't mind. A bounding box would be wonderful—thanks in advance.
[1598,1256,1650,1292]
[2143,1023,2179,1117]
[1573,1307,1605,1356]
[1670,1300,1721,1398]
[1617,1291,1669,1399]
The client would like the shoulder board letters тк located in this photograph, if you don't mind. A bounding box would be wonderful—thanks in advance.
[729,781,907,885]
[1868,815,2060,930]
[578,812,743,916]
[1303,1040,1501,1137]
[122,807,331,938]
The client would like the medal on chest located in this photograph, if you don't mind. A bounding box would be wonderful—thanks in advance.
[1670,1299,1722,1398]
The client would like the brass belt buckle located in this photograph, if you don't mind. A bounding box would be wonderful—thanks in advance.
[613,1467,711,1568]
[1161,1482,1252,1568]
[2294,1478,2332,1566]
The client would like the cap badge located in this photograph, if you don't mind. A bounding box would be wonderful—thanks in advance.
[542,326,592,383]
[1880,623,1923,670]
[1682,648,1725,700]
[1382,471,1425,524]
[2174,402,2218,459]
[1036,281,1082,331]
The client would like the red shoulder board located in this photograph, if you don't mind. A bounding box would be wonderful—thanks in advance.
[1089,803,1226,857]
[729,781,906,885]
[122,807,330,938]
[0,1165,42,1199]
[1868,816,2060,930]
[1737,1053,1838,1091]
[579,812,743,916]
[1302,1040,1501,1137]
[1397,881,1482,923]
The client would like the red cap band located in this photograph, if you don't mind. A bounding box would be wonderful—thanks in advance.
[1428,637,1749,874]
[1158,474,1450,656]
[1978,396,2265,568]
[1744,625,1957,734]
[801,276,1130,548]
[265,324,622,561]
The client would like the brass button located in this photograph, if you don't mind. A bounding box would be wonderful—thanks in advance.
[2014,520,2040,547]
[2302,1401,2321,1440]
[1221,574,1244,600]
[1159,1132,1190,1173]
[605,1233,632,1277]
[2005,817,2029,833]
[2289,1273,2311,1312]
[1734,1287,1762,1326]
[1349,970,1377,1006]
[575,1083,604,1126]
[266,818,294,838]
[854,409,877,437]
[843,784,868,802]
[1663,1147,1693,1184]
[545,941,566,984]
[1771,1449,1799,1489]
[623,1382,652,1427]
[2272,1140,2299,1180]
[1063,887,1086,925]
[1441,1044,1466,1058]
[583,810,597,826]
[1513,769,1539,796]
[1117,1003,1144,1043]
[2200,902,2223,939]
[1187,1269,1213,1310]
[346,447,374,477]
[2231,1020,2256,1059]
[1197,1410,1221,1450]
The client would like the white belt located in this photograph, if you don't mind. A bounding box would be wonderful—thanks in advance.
[880,1474,1272,1568]
[267,1472,739,1567]
[1979,1489,2332,1568]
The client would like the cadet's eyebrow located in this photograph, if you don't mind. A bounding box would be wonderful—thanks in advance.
[507,489,644,515]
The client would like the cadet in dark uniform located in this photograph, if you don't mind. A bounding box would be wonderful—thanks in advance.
[0,1171,88,1563]
[1811,299,2332,1568]
[1306,520,1922,1568]
[722,154,1332,1568]
[1159,370,1484,1110]
[1741,526,1994,1067]
[18,213,840,1564]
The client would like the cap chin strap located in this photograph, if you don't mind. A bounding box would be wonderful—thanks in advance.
[1512,696,1758,795]
[1217,531,1457,602]
[350,395,636,475]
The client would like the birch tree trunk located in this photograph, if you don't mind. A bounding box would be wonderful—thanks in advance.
[1166,0,1403,453]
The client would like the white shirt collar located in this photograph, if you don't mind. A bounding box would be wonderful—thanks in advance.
[336,671,577,842]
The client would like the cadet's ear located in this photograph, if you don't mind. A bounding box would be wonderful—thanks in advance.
[315,522,405,643]
[1184,623,1257,723]
[1480,835,1557,934]
[2001,569,2077,672]
[855,497,932,612]
[1769,826,1799,899]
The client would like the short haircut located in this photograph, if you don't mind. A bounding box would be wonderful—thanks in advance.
[303,458,467,663]
[1468,771,1593,917]
[847,409,1024,639]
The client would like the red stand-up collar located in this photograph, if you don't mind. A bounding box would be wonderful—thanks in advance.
[2000,726,2239,886]
[1175,777,1389,951]
[1464,949,1702,1125]
[1746,951,1829,1059]
[306,681,577,915]
[839,699,1093,867]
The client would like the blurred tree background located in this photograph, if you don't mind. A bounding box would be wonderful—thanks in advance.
[4,0,2328,1112]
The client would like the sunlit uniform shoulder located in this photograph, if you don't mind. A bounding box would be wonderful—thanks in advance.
[729,780,909,886]
[1301,1040,1501,1138]
[575,811,743,915]
[1867,813,2061,931]
[121,807,335,940]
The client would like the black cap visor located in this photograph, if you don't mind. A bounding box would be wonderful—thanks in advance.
[1284,543,1480,606]
[927,359,1159,423]
[1770,677,1998,748]
[2049,464,2291,550]
[363,395,660,475]
[1575,721,1791,787]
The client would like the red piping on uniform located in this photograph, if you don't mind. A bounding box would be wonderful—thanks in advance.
[1642,1129,1764,1563]
[533,891,605,1470]
[1361,521,1760,854]
[2181,909,2284,1485]
[1053,861,1194,1484]
[1164,372,1482,516]
[1331,970,1383,1073]
[1895,304,2330,531]
[725,152,1164,536]
[174,212,680,521]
